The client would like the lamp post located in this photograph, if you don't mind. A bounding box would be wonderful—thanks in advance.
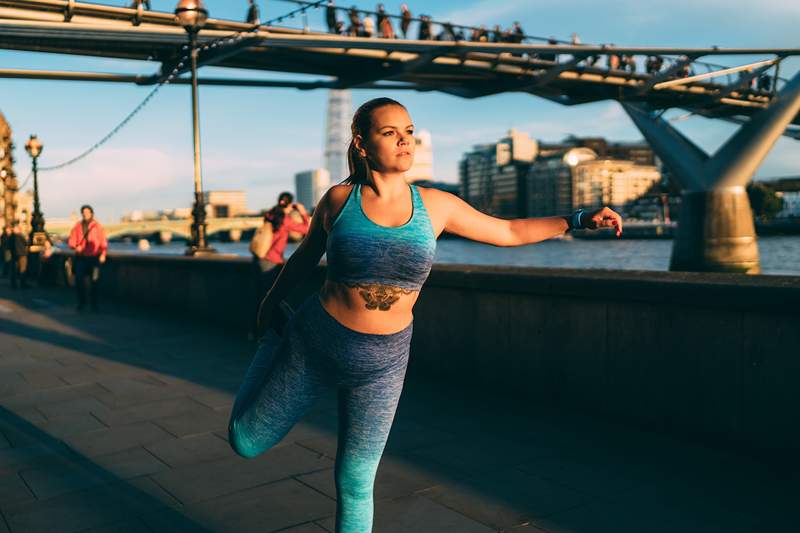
[24,134,47,251]
[175,0,213,255]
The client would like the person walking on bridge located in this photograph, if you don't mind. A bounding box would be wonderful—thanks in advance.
[399,3,411,39]
[227,97,623,532]
[376,4,394,38]
[245,0,261,26]
[67,205,107,311]
[129,0,151,10]
[326,0,339,33]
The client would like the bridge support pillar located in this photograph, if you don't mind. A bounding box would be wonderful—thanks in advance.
[622,69,800,273]
[228,229,242,242]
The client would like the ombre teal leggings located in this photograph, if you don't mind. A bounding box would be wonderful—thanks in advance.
[228,293,412,533]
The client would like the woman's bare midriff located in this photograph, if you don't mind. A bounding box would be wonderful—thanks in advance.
[318,279,419,334]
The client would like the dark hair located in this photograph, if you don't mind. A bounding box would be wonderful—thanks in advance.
[344,97,407,186]
[80,204,93,214]
[277,191,293,206]
[267,192,294,231]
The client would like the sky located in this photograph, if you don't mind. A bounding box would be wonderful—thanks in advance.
[1,0,799,222]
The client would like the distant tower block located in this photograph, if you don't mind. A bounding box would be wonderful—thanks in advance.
[294,168,331,210]
[324,90,351,182]
[405,129,434,183]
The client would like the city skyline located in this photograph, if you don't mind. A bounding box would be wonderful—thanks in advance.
[1,0,798,221]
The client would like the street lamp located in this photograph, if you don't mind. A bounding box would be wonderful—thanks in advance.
[24,134,47,251]
[175,0,213,255]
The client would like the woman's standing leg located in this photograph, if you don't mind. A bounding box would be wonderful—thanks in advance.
[334,363,408,533]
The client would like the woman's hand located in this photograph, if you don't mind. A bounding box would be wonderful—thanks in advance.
[256,298,275,338]
[256,297,291,338]
[585,207,623,237]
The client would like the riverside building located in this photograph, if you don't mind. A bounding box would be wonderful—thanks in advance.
[294,168,331,210]
[527,148,661,216]
[459,129,538,218]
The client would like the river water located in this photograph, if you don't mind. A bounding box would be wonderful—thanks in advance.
[107,235,800,276]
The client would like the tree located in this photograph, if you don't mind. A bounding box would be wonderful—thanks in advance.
[747,182,784,221]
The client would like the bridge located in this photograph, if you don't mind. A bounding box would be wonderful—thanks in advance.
[1,0,800,272]
[46,216,263,242]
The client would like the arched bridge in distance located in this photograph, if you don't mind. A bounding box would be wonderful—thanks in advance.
[1,0,800,272]
[46,217,264,243]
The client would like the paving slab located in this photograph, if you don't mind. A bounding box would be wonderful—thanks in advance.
[91,396,212,427]
[151,443,333,504]
[92,447,170,480]
[2,481,169,533]
[181,478,335,533]
[63,421,176,458]
[79,518,153,533]
[18,461,110,499]
[316,494,496,533]
[144,433,232,468]
[419,468,591,531]
[151,408,228,438]
[31,412,107,438]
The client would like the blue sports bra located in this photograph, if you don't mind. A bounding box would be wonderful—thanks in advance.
[326,183,437,291]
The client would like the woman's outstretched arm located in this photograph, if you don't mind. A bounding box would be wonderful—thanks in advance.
[256,195,329,334]
[430,189,623,246]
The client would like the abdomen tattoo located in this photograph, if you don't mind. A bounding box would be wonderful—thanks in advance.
[344,282,414,311]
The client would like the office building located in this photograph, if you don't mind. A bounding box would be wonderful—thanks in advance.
[324,90,351,182]
[405,129,434,183]
[203,190,247,218]
[295,168,331,210]
[528,147,661,216]
[459,129,538,218]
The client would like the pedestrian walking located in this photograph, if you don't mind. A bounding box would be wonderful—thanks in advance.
[67,205,107,311]
[129,0,151,10]
[376,4,394,38]
[347,6,362,36]
[1,225,12,278]
[9,223,28,289]
[245,0,260,26]
[399,3,411,38]
[326,0,338,33]
[417,14,432,40]
[362,13,375,37]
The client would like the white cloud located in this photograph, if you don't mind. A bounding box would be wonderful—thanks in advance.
[28,147,184,218]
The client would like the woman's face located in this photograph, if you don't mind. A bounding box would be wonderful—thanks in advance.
[358,105,415,175]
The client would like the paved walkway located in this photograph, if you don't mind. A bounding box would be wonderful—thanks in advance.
[0,281,794,533]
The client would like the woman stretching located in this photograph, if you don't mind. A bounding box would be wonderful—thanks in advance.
[228,97,622,532]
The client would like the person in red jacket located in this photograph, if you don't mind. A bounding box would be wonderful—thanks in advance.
[67,204,108,311]
[256,192,310,290]
[249,192,310,338]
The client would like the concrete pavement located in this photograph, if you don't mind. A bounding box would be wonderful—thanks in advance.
[0,281,794,532]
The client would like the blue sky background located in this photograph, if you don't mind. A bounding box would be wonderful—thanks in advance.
[1,0,798,221]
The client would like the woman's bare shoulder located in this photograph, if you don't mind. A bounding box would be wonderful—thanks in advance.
[321,183,355,229]
[415,184,456,209]
[327,183,353,202]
